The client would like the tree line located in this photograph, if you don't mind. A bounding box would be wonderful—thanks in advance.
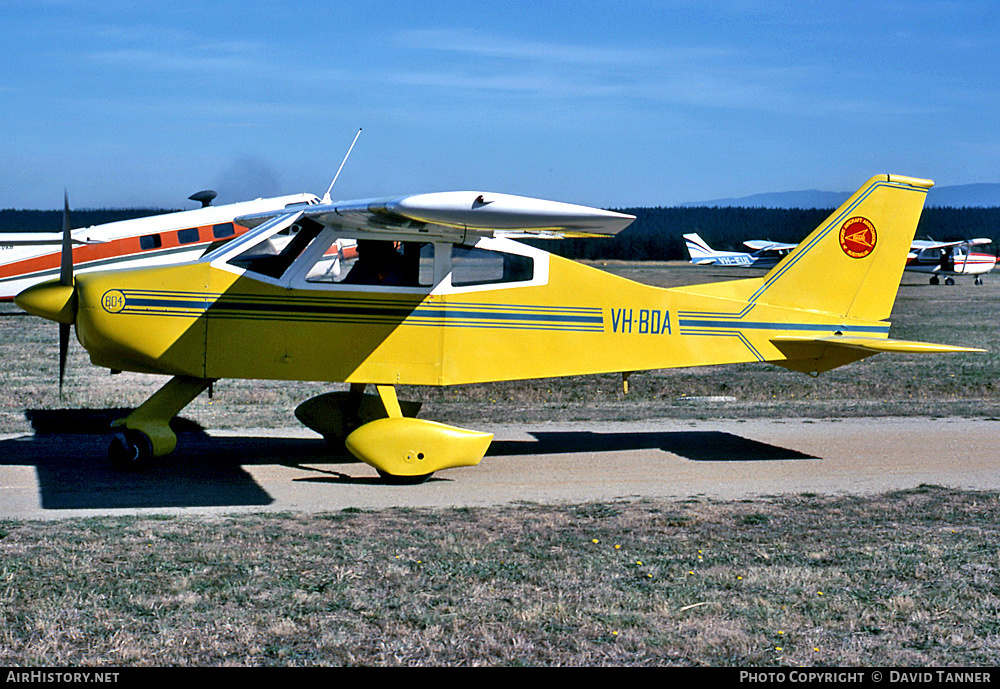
[0,208,174,233]
[3,205,998,261]
[533,206,1000,261]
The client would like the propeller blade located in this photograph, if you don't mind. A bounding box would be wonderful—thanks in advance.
[60,191,73,287]
[59,322,69,397]
[59,193,73,397]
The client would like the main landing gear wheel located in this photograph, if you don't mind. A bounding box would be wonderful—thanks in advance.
[975,277,983,285]
[945,277,955,286]
[108,430,153,470]
[375,469,434,485]
[929,276,940,285]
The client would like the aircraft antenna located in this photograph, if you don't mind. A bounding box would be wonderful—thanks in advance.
[322,128,362,204]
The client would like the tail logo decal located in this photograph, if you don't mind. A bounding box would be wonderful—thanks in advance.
[839,217,877,258]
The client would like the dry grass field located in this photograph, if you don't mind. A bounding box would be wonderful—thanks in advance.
[2,487,998,666]
[1,261,998,666]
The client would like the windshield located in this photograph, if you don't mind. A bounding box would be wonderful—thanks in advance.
[226,218,324,280]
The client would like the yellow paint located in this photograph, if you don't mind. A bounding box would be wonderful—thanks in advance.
[111,375,214,456]
[64,175,979,387]
[345,417,493,477]
[14,280,76,325]
[294,390,421,445]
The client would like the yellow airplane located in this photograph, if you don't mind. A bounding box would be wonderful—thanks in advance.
[14,173,982,482]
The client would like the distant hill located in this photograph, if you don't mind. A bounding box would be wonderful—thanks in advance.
[683,183,1000,209]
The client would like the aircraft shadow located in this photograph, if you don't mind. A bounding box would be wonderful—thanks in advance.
[3,412,815,511]
[8,408,350,510]
[488,430,817,462]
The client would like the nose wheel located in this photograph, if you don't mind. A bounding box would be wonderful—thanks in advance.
[108,429,153,470]
[107,375,215,470]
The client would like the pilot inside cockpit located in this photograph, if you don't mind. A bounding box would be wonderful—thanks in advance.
[340,239,418,286]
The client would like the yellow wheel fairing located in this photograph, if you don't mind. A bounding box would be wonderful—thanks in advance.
[345,417,493,477]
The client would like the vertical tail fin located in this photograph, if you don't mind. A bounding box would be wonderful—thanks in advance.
[683,233,716,263]
[749,174,932,321]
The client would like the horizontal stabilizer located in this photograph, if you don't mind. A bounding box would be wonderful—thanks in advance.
[771,335,985,375]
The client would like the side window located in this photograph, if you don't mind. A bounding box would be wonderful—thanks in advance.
[451,244,533,286]
[306,240,433,287]
[177,228,200,245]
[213,223,235,239]
[139,234,161,250]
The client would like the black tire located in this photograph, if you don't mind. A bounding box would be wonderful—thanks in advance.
[376,470,433,485]
[108,430,153,470]
[323,434,349,455]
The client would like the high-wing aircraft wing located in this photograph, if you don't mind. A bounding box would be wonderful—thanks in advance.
[237,191,634,242]
[910,237,993,250]
[742,240,797,251]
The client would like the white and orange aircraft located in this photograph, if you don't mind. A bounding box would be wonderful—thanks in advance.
[905,238,997,285]
[0,125,367,301]
[0,190,330,301]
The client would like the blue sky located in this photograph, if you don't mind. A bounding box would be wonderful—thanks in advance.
[2,1,998,209]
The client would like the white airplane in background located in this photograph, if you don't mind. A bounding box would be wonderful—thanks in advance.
[0,191,362,302]
[0,190,327,301]
[906,238,997,285]
[687,232,997,286]
[683,233,795,268]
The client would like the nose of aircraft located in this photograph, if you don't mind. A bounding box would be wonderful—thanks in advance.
[14,279,77,324]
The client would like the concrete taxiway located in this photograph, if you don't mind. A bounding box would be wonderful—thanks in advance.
[1,416,997,520]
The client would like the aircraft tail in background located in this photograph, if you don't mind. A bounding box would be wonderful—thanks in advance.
[683,232,758,266]
[683,233,719,264]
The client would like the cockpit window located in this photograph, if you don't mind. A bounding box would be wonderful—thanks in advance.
[451,244,533,286]
[306,239,434,287]
[228,219,324,279]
